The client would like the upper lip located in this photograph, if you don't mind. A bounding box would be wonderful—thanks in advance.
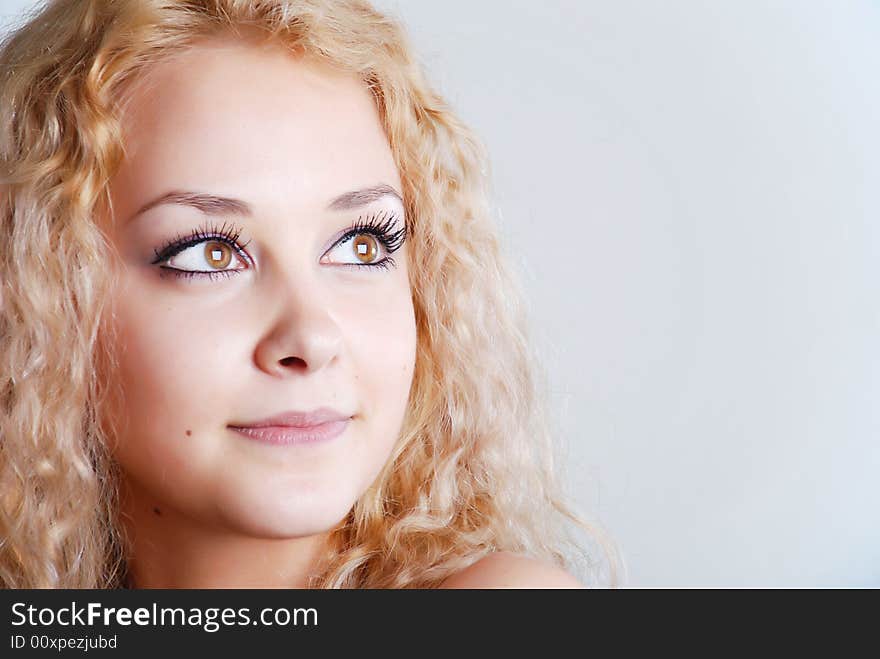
[229,407,353,428]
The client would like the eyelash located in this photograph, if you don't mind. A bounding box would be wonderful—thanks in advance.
[150,211,407,281]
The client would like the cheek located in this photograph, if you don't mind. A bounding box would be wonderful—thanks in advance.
[341,285,417,460]
[119,311,219,417]
[351,290,415,391]
[102,279,238,476]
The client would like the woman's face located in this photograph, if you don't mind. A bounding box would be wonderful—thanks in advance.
[101,40,416,539]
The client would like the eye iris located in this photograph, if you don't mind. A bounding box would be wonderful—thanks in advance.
[353,234,378,263]
[204,241,232,269]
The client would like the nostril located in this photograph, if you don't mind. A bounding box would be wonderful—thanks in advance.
[279,356,306,368]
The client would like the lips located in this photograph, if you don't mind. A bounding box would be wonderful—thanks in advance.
[227,407,353,446]
[229,407,353,429]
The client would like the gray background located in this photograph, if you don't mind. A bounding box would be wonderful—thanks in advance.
[3,0,878,586]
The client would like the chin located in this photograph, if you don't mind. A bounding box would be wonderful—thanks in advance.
[216,490,356,540]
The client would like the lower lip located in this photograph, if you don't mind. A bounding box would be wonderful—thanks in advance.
[228,419,350,446]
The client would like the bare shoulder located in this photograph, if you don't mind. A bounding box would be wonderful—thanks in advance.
[439,551,585,589]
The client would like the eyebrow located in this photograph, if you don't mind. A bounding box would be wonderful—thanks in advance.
[128,184,404,223]
[325,183,403,211]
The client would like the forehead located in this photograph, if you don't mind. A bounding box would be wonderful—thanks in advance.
[110,40,400,221]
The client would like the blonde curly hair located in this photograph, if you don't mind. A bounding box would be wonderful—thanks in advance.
[0,0,622,588]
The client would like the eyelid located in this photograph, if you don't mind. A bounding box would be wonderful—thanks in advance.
[150,220,252,266]
[321,208,406,255]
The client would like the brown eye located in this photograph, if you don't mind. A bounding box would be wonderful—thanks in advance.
[352,234,378,263]
[204,241,232,269]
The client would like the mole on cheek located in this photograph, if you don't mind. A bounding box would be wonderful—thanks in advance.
[153,507,162,516]
[185,429,192,437]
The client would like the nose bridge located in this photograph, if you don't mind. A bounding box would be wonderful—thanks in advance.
[254,261,343,376]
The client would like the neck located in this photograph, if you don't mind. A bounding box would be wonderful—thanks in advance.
[119,478,332,589]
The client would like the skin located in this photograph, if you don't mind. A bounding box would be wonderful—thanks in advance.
[100,39,416,588]
[440,551,584,589]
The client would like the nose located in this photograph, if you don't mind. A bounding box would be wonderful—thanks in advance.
[253,279,343,377]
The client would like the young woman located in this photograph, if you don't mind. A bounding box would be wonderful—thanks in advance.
[0,0,619,588]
